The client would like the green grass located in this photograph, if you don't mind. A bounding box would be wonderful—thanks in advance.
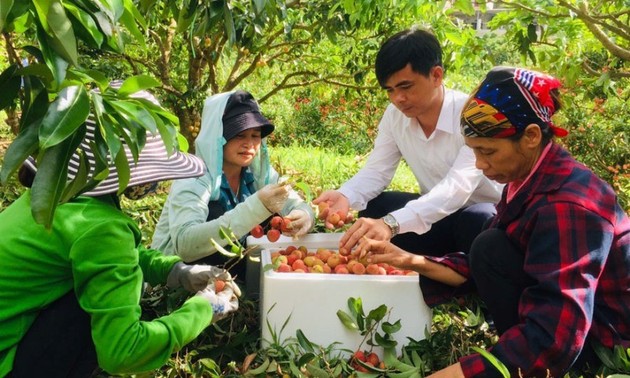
[270,143,419,199]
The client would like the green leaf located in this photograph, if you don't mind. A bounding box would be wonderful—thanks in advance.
[118,0,146,48]
[31,126,86,227]
[39,85,90,149]
[36,25,69,85]
[104,109,142,161]
[105,0,125,20]
[374,332,397,348]
[60,138,91,202]
[230,244,240,255]
[294,181,312,202]
[124,0,146,29]
[65,69,107,89]
[0,120,40,184]
[64,2,104,47]
[527,23,537,42]
[452,0,475,15]
[296,329,315,353]
[2,0,28,31]
[108,100,157,136]
[297,353,317,366]
[410,350,424,370]
[289,360,302,377]
[245,358,270,375]
[84,136,110,182]
[210,238,238,257]
[305,362,331,378]
[0,87,49,183]
[0,0,13,33]
[177,132,189,153]
[16,63,54,86]
[366,304,387,323]
[223,2,236,44]
[219,226,229,240]
[253,0,265,14]
[113,145,129,193]
[33,0,78,66]
[92,10,114,38]
[471,347,510,378]
[117,75,160,96]
[381,320,402,334]
[0,64,20,110]
[336,310,359,330]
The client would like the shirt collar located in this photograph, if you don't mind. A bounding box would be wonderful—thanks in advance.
[436,87,458,135]
[220,168,255,189]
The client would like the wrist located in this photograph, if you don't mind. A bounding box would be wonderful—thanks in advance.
[166,262,185,287]
[381,213,399,237]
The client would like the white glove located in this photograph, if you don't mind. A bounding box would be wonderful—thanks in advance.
[196,281,240,323]
[166,262,232,292]
[257,183,290,214]
[283,209,312,237]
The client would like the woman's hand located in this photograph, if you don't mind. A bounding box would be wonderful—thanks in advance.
[283,209,312,237]
[257,183,290,214]
[355,236,421,271]
[355,237,467,286]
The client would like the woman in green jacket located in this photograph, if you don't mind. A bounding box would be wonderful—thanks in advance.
[0,87,240,377]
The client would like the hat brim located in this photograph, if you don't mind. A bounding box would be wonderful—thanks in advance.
[223,112,274,141]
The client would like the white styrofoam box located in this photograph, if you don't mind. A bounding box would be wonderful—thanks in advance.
[259,239,433,357]
[244,233,344,298]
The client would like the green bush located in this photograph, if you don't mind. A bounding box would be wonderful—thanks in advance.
[269,87,387,156]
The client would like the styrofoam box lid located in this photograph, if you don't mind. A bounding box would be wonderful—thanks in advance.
[259,244,433,358]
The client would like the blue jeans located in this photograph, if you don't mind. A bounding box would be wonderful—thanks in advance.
[358,191,496,256]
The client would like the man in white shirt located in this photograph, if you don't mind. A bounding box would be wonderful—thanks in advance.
[313,28,503,256]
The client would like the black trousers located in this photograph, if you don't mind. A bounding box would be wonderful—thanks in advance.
[359,191,496,256]
[9,291,98,378]
[469,228,599,373]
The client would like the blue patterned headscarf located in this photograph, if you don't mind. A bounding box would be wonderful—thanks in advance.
[461,66,568,138]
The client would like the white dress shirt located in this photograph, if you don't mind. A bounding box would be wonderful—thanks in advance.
[338,87,503,236]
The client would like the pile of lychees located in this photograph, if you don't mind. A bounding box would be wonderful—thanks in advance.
[270,245,418,276]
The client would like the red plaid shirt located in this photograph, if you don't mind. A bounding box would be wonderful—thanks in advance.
[422,143,630,377]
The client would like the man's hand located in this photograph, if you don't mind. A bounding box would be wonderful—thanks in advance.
[312,190,351,229]
[339,217,392,252]
[167,262,233,292]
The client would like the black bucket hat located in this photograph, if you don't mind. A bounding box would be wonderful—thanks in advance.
[222,90,274,141]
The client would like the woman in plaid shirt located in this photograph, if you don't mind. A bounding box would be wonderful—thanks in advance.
[356,66,630,377]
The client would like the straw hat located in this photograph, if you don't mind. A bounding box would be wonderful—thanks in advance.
[25,87,205,196]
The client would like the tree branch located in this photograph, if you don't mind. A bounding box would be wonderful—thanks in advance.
[559,0,630,41]
[2,32,20,65]
[258,71,376,102]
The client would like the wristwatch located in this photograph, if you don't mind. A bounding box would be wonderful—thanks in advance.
[381,213,399,237]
